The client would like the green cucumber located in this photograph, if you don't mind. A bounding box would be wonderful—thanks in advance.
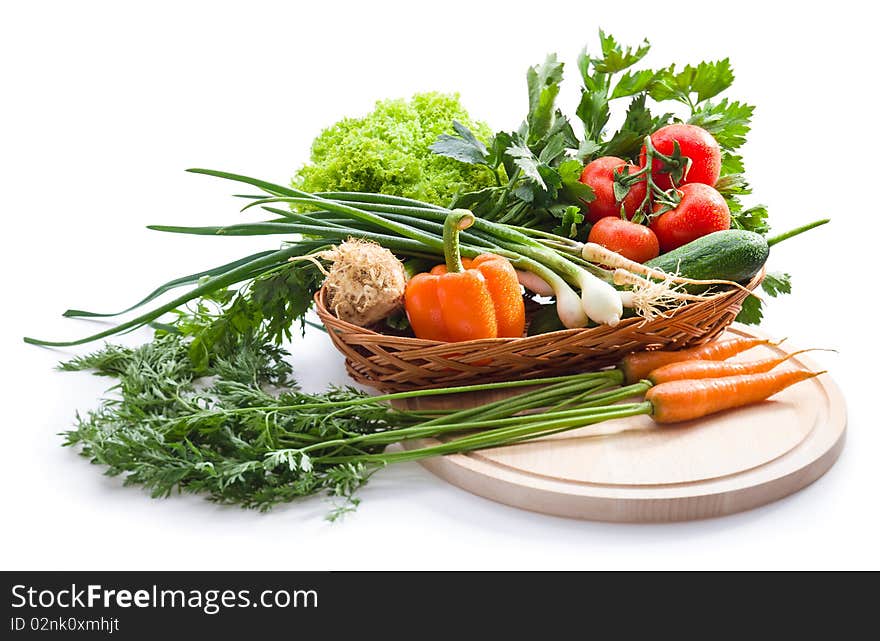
[645,229,769,285]
[643,219,830,287]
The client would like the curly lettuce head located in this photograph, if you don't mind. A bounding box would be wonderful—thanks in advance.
[293,92,494,206]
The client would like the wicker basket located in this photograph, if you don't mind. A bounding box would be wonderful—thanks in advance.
[315,270,764,392]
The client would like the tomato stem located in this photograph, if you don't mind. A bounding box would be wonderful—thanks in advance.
[631,135,684,223]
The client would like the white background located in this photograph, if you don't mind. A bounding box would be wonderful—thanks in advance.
[2,0,877,570]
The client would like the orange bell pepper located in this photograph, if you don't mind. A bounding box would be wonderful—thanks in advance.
[404,210,525,342]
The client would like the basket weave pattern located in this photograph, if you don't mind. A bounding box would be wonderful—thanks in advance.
[315,271,763,392]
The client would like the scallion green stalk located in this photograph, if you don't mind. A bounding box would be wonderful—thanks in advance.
[26,170,642,347]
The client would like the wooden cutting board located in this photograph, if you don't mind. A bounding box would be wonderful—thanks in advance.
[399,326,846,522]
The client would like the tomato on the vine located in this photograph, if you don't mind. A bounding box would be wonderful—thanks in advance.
[588,216,659,264]
[650,183,730,252]
[579,156,647,223]
[639,124,721,191]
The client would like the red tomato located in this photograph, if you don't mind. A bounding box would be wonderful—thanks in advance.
[579,156,647,223]
[588,217,660,264]
[639,124,721,191]
[650,183,730,252]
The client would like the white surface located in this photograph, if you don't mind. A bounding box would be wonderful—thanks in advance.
[1,0,877,570]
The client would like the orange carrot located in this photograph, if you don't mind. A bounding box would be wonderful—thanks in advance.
[647,349,816,384]
[620,337,779,383]
[646,369,822,423]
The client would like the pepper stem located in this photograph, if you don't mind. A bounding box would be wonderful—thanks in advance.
[443,209,476,273]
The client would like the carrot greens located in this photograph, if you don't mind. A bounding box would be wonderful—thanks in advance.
[61,332,819,517]
[61,335,625,518]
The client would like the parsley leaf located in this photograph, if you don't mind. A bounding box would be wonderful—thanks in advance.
[251,262,324,342]
[449,185,500,212]
[558,157,594,204]
[576,138,602,161]
[651,59,734,107]
[537,163,563,194]
[735,294,764,325]
[551,205,584,238]
[576,86,611,142]
[715,173,751,196]
[537,130,568,164]
[689,59,735,103]
[513,184,535,203]
[429,120,490,165]
[730,204,771,235]
[527,54,565,145]
[533,111,579,153]
[761,271,792,297]
[506,143,545,189]
[575,36,628,142]
[187,295,262,372]
[594,30,650,73]
[721,152,745,175]
[735,273,793,325]
[602,94,671,159]
[717,173,771,236]
[157,252,325,372]
[610,69,659,99]
[688,98,754,150]
[490,130,516,176]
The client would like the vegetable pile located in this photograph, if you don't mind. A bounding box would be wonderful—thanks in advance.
[25,30,832,516]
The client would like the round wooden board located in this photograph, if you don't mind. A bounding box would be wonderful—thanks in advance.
[399,326,847,522]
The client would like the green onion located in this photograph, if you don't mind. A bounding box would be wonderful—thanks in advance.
[29,169,695,347]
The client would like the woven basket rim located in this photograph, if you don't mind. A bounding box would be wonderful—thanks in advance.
[314,268,765,346]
